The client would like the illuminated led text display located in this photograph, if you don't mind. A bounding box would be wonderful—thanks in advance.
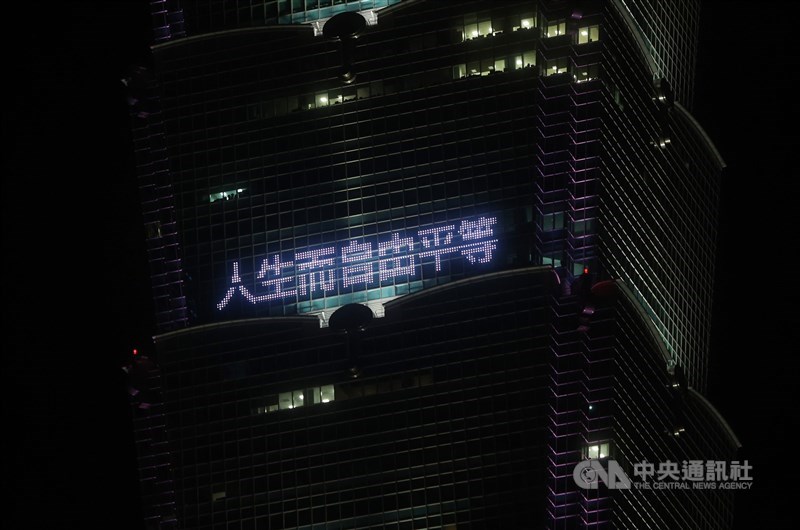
[217,216,498,310]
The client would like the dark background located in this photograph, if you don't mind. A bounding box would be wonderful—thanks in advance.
[3,1,795,528]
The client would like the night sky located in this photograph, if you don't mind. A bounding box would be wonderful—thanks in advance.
[3,2,795,528]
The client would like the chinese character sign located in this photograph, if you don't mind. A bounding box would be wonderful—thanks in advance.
[216,216,499,310]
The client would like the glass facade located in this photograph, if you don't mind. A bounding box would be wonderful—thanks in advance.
[616,0,701,109]
[127,0,736,528]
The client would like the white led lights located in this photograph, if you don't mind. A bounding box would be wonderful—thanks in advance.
[216,216,500,309]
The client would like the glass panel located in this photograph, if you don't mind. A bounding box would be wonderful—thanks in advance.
[478,20,492,36]
[493,58,506,72]
[578,26,599,44]
[316,92,329,106]
[599,442,609,459]
[465,23,478,40]
[587,444,599,459]
[342,87,356,102]
[320,384,335,403]
[547,21,565,37]
[453,64,466,79]
[523,50,536,67]
[543,212,564,231]
[279,392,293,409]
[513,55,523,70]
[521,17,534,29]
[480,58,493,76]
[293,389,305,407]
[491,16,504,34]
[546,58,567,75]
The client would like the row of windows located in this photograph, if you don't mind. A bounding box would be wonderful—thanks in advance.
[458,12,537,41]
[254,385,335,414]
[252,372,434,415]
[244,54,597,122]
[456,13,598,43]
[452,50,536,78]
[237,17,601,121]
[540,212,597,235]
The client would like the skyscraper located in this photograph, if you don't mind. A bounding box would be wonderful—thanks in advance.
[125,1,739,528]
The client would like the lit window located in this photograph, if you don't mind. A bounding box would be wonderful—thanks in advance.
[209,188,245,203]
[462,16,493,41]
[320,384,335,403]
[578,25,600,44]
[293,389,305,407]
[453,64,466,79]
[465,22,478,40]
[211,492,226,502]
[493,58,506,73]
[342,87,356,102]
[546,20,566,37]
[514,12,535,31]
[523,50,536,68]
[316,93,329,106]
[546,57,568,75]
[279,392,293,410]
[480,58,493,76]
[574,64,600,83]
[513,55,523,69]
[586,442,610,459]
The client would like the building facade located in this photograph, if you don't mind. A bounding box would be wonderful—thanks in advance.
[126,1,738,528]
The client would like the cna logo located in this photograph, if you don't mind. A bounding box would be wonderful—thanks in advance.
[573,459,632,490]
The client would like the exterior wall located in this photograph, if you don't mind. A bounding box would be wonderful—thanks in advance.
[126,1,736,528]
[614,0,700,109]
[152,268,557,529]
[599,0,723,392]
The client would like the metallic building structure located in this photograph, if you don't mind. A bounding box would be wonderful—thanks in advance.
[126,1,737,528]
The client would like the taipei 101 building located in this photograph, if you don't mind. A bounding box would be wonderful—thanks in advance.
[124,1,741,528]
